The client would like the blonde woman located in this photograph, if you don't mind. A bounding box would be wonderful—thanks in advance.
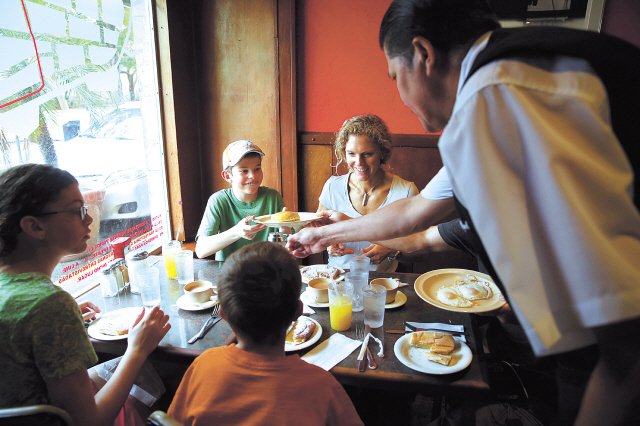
[317,115,418,272]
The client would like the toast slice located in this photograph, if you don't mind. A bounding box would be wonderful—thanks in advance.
[427,353,452,366]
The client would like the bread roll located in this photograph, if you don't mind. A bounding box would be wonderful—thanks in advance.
[271,211,300,222]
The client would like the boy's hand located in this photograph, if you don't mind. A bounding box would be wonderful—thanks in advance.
[234,215,267,240]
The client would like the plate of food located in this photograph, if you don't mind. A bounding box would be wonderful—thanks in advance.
[285,316,322,351]
[300,265,344,283]
[414,268,505,313]
[254,211,322,227]
[88,307,143,340]
[394,331,472,374]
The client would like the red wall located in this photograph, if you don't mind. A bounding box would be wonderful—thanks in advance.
[298,0,640,135]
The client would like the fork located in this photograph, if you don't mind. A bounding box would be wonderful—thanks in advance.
[188,304,221,344]
[244,213,254,225]
[355,324,377,370]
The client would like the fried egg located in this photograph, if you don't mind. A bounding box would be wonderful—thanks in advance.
[457,280,493,300]
[436,286,473,308]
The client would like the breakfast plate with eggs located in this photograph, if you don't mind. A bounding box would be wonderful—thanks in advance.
[394,332,472,374]
[88,307,143,341]
[414,269,505,313]
[285,316,322,352]
[255,212,322,227]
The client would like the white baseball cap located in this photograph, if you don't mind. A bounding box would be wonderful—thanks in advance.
[222,140,265,169]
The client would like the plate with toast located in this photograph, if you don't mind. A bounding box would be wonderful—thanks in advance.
[393,331,472,374]
[88,307,143,341]
[255,212,322,227]
[285,316,322,352]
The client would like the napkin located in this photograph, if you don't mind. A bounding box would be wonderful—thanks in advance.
[391,278,409,288]
[302,303,315,315]
[301,333,361,371]
[405,321,466,343]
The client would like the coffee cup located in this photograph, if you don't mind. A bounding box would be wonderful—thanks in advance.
[307,278,330,303]
[183,280,215,304]
[370,278,399,304]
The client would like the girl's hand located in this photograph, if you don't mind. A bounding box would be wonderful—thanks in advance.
[78,300,100,321]
[127,306,171,357]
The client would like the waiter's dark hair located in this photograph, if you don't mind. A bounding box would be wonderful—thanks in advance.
[380,0,500,63]
[0,164,77,257]
[218,242,301,344]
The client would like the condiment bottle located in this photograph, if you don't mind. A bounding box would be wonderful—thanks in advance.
[116,259,129,289]
[110,263,124,293]
[101,268,118,297]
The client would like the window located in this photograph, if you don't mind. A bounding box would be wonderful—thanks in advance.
[0,0,172,295]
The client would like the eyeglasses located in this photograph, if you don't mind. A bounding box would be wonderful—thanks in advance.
[36,206,89,221]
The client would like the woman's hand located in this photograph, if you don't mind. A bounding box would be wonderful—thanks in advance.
[78,300,100,321]
[361,244,395,265]
[127,306,171,358]
[327,243,355,257]
[307,210,352,228]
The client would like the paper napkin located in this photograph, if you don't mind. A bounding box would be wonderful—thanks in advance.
[301,333,361,371]
[302,303,315,315]
[391,278,410,287]
[405,321,466,343]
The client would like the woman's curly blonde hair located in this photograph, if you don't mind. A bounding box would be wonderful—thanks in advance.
[334,114,393,167]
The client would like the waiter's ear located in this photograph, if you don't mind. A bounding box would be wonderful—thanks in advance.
[412,36,436,75]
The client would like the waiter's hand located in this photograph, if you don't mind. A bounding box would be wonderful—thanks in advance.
[287,227,328,258]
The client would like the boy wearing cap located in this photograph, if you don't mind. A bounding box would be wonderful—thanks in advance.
[195,140,286,260]
[168,242,364,426]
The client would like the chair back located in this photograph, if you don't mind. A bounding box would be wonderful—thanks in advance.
[0,404,73,426]
[146,411,183,426]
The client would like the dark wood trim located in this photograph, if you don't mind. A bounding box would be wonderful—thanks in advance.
[300,132,441,148]
[277,0,298,210]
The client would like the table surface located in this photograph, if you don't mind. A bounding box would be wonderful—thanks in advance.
[85,256,491,398]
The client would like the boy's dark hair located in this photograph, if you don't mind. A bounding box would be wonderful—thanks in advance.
[0,164,77,257]
[380,0,500,64]
[217,242,301,344]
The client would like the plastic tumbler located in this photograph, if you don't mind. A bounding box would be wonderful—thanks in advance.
[350,253,371,278]
[345,271,367,312]
[138,268,161,307]
[173,250,194,284]
[363,284,387,328]
[328,279,354,331]
[162,240,182,278]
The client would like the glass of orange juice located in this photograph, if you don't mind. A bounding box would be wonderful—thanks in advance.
[328,279,354,331]
[162,240,182,278]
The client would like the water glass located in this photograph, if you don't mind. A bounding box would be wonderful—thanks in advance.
[173,250,194,284]
[328,279,354,331]
[138,268,161,307]
[363,284,387,328]
[162,240,182,278]
[345,271,367,312]
[350,253,371,278]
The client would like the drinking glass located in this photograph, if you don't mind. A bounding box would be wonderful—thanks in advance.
[345,271,367,312]
[173,250,194,284]
[138,268,161,307]
[350,253,371,278]
[363,284,387,328]
[328,279,354,331]
[162,240,182,278]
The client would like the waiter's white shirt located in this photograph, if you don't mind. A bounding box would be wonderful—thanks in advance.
[439,32,640,356]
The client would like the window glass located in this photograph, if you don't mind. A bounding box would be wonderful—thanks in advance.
[0,0,171,295]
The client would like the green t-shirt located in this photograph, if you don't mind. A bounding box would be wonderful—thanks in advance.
[196,186,285,260]
[0,272,98,407]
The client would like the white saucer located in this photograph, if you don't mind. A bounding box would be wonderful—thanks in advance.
[385,291,407,309]
[176,294,218,311]
[300,290,329,308]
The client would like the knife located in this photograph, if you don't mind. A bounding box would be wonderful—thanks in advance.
[365,325,377,370]
[188,316,223,344]
[386,329,464,335]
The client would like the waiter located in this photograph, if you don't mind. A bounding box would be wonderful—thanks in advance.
[288,1,640,425]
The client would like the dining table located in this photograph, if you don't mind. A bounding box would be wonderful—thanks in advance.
[83,256,493,400]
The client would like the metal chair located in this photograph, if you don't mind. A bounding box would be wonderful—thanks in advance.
[146,410,183,426]
[0,404,73,426]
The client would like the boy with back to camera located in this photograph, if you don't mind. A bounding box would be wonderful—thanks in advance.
[168,242,364,426]
[195,140,289,260]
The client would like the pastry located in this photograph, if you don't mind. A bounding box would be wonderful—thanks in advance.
[271,211,300,222]
[427,353,452,366]
[300,265,340,281]
[286,316,316,345]
[97,316,131,336]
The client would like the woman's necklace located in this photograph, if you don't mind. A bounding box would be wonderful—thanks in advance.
[352,171,385,207]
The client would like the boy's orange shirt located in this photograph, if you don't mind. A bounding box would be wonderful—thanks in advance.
[168,344,363,426]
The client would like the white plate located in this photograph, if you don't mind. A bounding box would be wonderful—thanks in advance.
[300,290,329,308]
[300,265,345,283]
[394,332,472,374]
[88,307,143,341]
[414,268,505,313]
[285,317,322,352]
[385,291,407,308]
[176,294,219,311]
[255,212,322,227]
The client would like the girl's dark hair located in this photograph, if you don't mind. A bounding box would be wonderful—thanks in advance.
[217,242,302,345]
[0,164,77,257]
[380,0,500,63]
